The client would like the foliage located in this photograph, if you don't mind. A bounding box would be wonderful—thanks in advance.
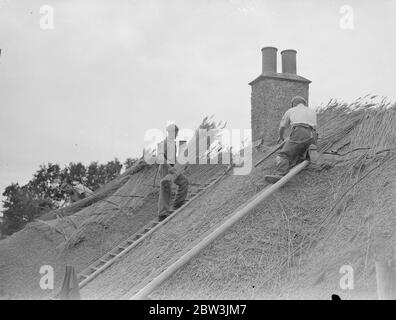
[1,184,53,235]
[0,157,137,237]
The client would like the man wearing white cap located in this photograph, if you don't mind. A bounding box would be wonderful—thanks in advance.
[157,123,189,219]
[265,96,319,183]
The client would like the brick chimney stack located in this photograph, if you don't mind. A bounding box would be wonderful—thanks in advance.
[261,47,278,73]
[281,49,297,74]
[249,47,311,145]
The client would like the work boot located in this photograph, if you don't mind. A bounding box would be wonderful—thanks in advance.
[158,213,168,221]
[264,175,283,184]
[172,200,186,210]
[158,210,174,221]
[265,155,288,183]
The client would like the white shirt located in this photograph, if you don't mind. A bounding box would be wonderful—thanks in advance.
[279,103,317,129]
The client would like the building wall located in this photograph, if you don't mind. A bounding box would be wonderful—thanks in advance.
[250,78,309,144]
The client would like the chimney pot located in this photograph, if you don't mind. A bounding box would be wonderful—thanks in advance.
[261,46,277,73]
[281,49,297,74]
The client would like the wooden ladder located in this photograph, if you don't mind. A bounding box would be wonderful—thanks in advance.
[77,166,232,289]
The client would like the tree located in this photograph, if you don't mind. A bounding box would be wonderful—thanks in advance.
[103,158,123,182]
[86,161,102,191]
[1,163,65,236]
[27,163,64,203]
[85,159,123,191]
[66,162,87,184]
[1,184,53,236]
[1,157,135,236]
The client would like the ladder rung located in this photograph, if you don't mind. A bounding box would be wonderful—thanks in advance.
[73,173,220,289]
[74,173,229,288]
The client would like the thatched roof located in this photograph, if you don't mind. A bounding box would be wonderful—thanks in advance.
[149,98,396,299]
[1,97,395,299]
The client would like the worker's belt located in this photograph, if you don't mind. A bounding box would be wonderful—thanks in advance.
[290,123,318,143]
[291,123,315,131]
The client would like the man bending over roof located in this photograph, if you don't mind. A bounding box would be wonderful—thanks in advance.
[265,96,319,183]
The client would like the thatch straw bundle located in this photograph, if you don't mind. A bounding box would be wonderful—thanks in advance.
[165,97,396,299]
[255,97,396,297]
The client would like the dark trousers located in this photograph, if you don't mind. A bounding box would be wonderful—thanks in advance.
[276,125,317,175]
[158,164,189,215]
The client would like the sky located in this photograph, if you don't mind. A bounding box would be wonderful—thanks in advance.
[0,0,395,211]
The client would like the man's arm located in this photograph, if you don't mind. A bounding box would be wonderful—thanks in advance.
[278,110,290,143]
[278,126,286,143]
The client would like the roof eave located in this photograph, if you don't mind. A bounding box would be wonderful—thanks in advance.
[248,72,311,86]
